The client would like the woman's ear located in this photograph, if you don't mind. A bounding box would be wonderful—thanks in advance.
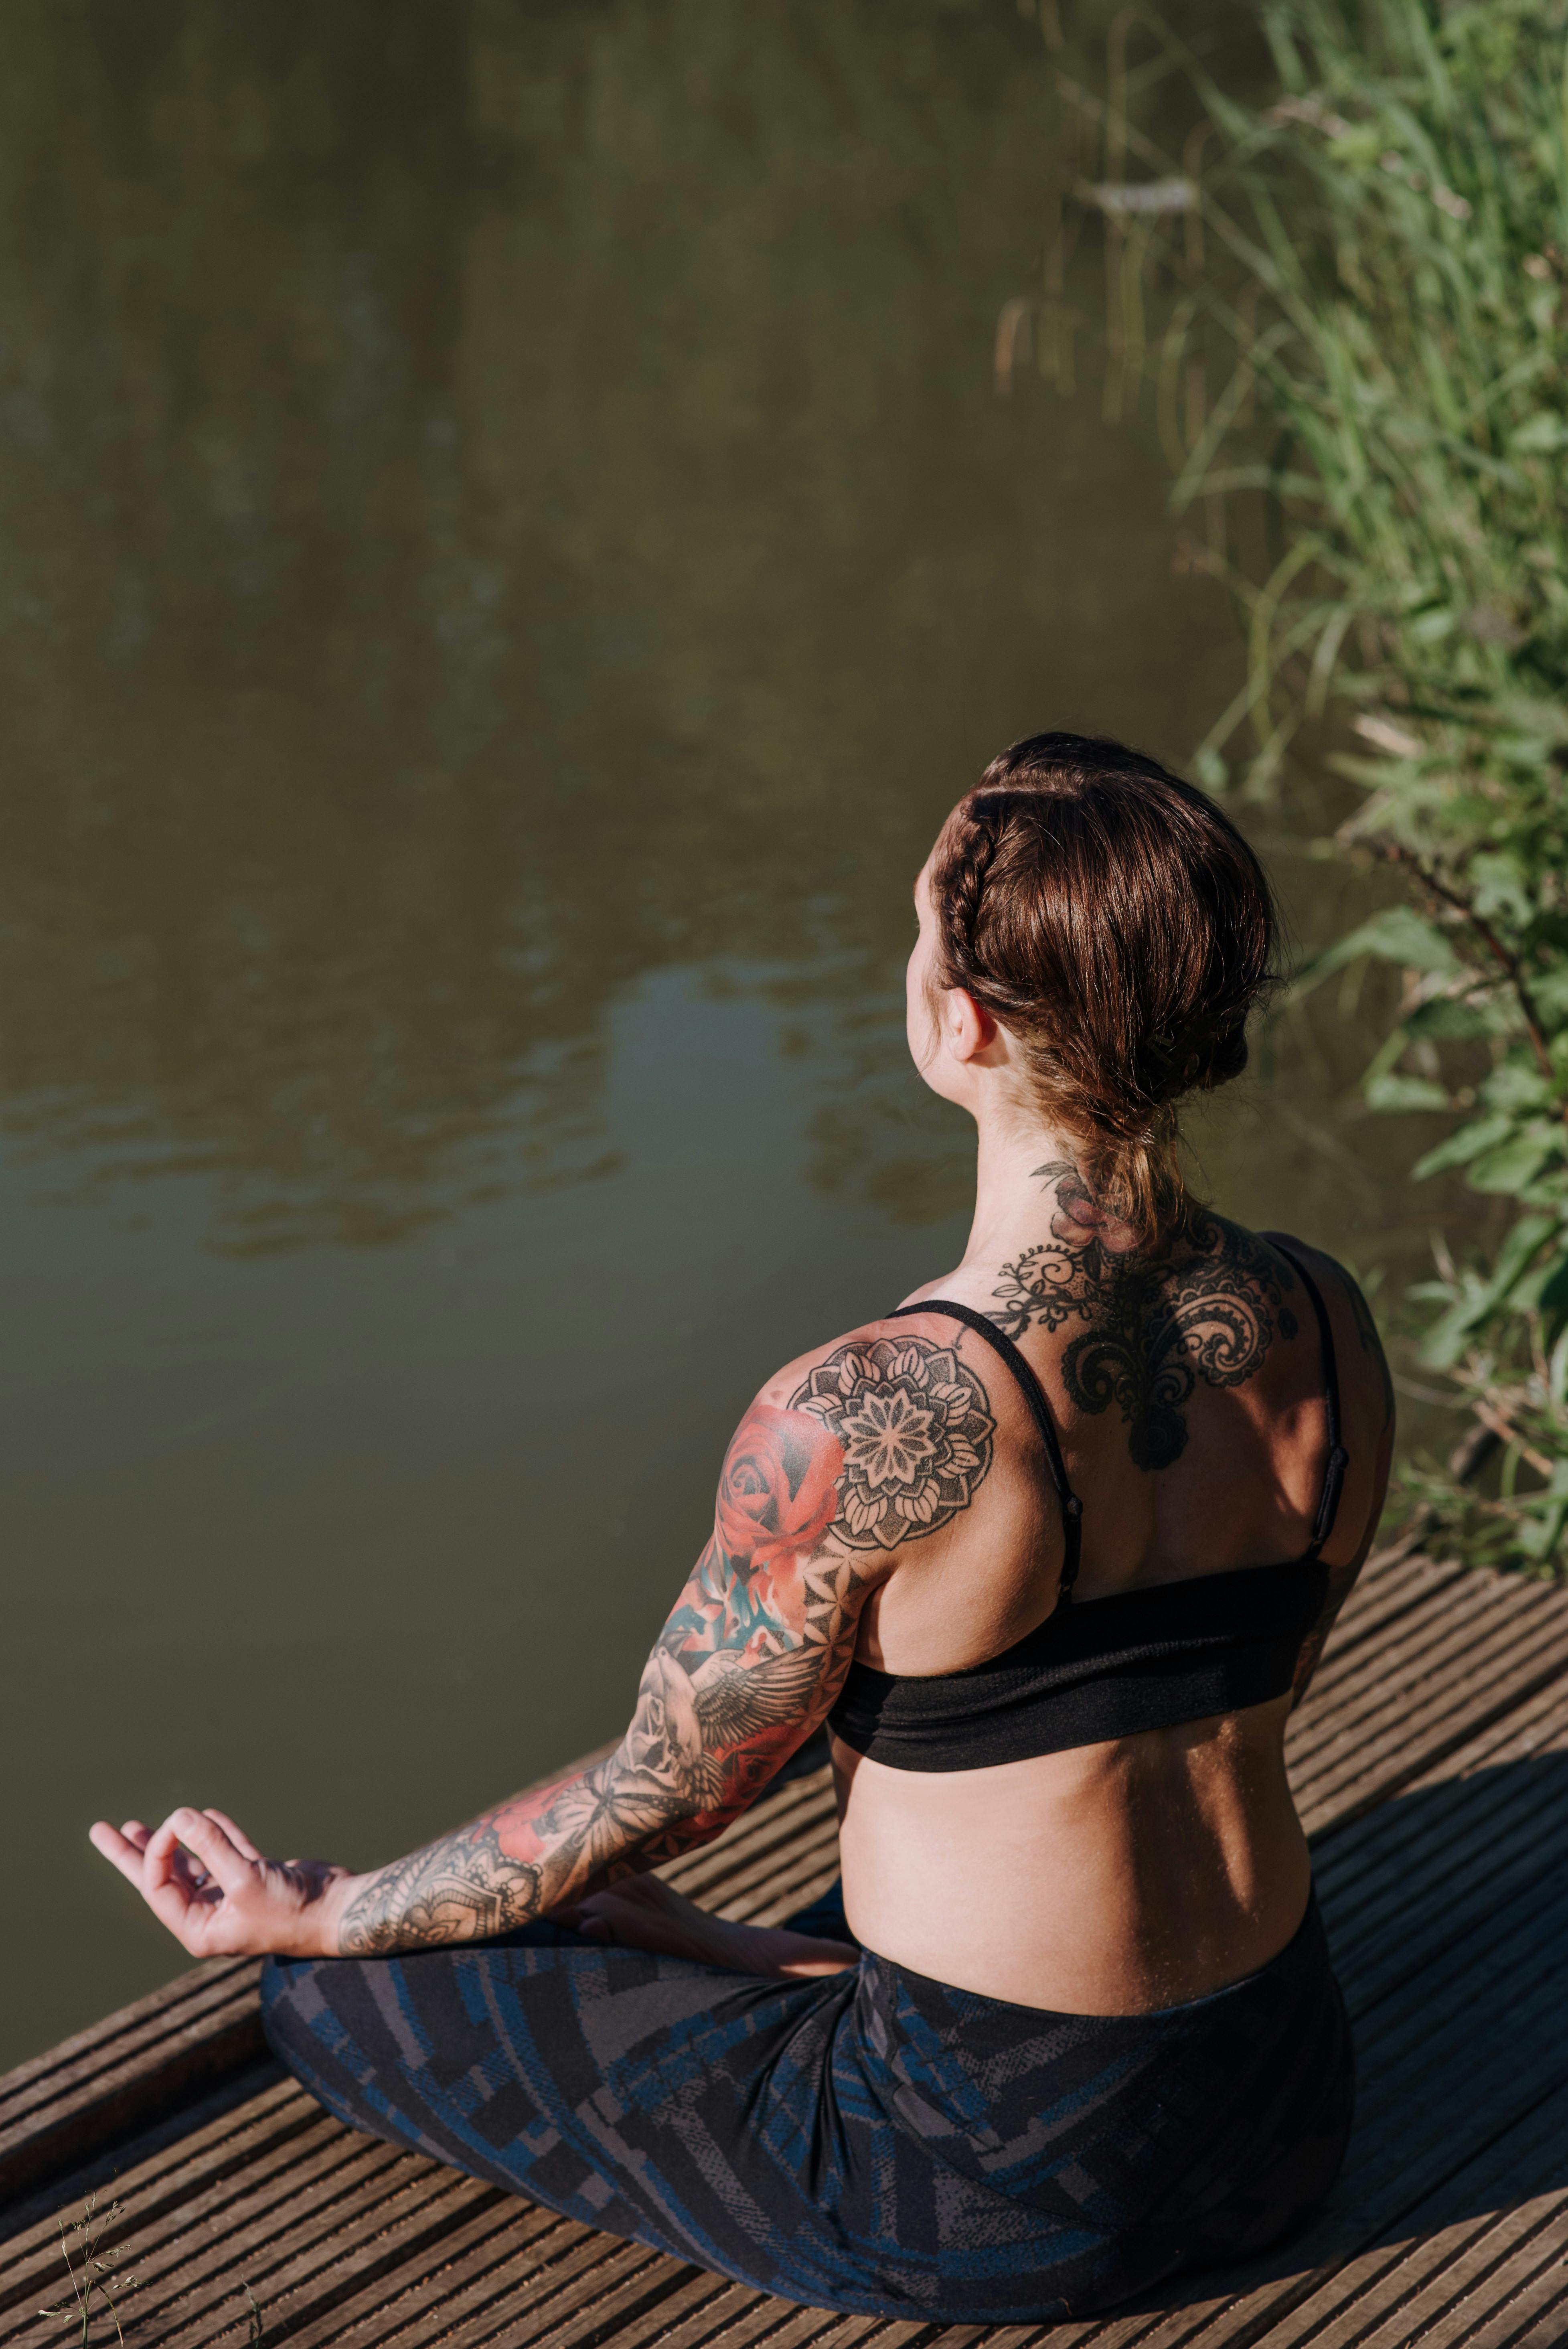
[945,987,998,1064]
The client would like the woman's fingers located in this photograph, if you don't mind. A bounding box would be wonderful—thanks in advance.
[88,1821,148,1887]
[137,1811,254,1951]
[129,1835,205,1945]
[146,1808,252,1897]
[89,1802,328,1959]
[202,1808,264,1863]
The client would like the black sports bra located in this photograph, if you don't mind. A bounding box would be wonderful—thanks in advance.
[826,1244,1346,1771]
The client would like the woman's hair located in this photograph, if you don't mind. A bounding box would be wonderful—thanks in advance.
[928,732,1277,1241]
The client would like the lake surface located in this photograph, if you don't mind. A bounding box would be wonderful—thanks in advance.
[1,2,1450,2067]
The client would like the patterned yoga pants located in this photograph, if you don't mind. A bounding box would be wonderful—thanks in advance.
[260,1885,1353,2324]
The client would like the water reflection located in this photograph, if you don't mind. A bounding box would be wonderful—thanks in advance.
[0,0,1254,1246]
[0,2,1454,2068]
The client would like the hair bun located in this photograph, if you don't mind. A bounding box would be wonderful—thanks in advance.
[930,734,1276,1236]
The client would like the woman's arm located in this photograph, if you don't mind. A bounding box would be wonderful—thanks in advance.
[1280,1246,1396,1708]
[334,1391,871,1954]
[92,1362,903,1961]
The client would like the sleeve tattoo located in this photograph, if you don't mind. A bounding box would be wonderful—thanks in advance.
[338,1338,995,1954]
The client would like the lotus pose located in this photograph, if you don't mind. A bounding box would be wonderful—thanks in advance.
[93,734,1392,2323]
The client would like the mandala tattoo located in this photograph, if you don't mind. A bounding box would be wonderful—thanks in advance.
[788,1336,996,1550]
[989,1164,1297,1473]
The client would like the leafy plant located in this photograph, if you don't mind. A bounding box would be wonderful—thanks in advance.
[37,2195,138,2349]
[1047,0,1568,1568]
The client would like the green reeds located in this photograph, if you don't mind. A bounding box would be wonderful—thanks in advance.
[1056,0,1568,1567]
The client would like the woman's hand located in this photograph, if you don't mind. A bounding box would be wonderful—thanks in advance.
[557,1871,858,1979]
[89,1808,357,1962]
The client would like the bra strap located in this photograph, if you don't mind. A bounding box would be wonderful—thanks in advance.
[1270,1243,1348,1555]
[888,1298,1083,1599]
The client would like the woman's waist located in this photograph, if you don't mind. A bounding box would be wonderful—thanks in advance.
[833,1729,1310,2013]
[831,1694,1298,1829]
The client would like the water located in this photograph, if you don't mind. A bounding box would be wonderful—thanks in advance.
[0,2,1453,2069]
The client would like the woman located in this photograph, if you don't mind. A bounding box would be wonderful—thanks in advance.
[91,734,1392,2323]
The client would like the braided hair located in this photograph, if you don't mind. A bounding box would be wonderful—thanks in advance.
[929,734,1276,1239]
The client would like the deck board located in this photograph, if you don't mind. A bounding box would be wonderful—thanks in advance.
[4,1548,1565,2348]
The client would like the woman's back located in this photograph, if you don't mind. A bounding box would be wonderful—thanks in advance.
[818,1197,1391,2013]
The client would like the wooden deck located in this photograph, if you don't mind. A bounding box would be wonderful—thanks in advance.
[5,1544,1568,2348]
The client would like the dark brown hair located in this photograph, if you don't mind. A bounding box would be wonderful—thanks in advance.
[929,732,1276,1239]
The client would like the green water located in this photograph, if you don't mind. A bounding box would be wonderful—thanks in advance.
[0,2,1446,2069]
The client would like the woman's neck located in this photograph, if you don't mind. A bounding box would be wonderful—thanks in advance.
[956,1121,1142,1278]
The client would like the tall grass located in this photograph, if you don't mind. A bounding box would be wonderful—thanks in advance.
[1055,0,1568,1566]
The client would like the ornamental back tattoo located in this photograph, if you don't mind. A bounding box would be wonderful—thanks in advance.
[987,1163,1298,1473]
[337,1331,996,1955]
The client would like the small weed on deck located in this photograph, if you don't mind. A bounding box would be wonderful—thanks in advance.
[37,2194,137,2347]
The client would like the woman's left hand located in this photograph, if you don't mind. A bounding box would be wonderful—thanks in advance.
[89,1808,355,1961]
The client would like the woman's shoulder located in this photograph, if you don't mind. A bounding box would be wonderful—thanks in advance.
[1253,1226,1394,1428]
[748,1309,1009,1559]
[1250,1227,1382,1343]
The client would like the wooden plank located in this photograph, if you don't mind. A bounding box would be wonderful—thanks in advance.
[279,2199,574,2349]
[1286,1559,1512,1742]
[0,2081,328,2313]
[1319,1721,1566,1929]
[1329,1764,1568,1942]
[1418,2076,1568,2216]
[1288,1576,1559,1790]
[2,2083,521,2349]
[502,2250,712,2349]
[1323,1651,1568,1830]
[1293,1617,1568,1836]
[5,1555,1567,2349]
[0,1960,265,2209]
[132,2153,491,2348]
[1500,2266,1568,2349]
[292,2218,717,2349]
[0,2059,284,2252]
[707,1836,843,1927]
[1261,2195,1568,2349]
[1336,1781,1568,2015]
[644,2284,833,2349]
[355,2229,676,2349]
[1304,1552,1472,1676]
[1330,1725,1568,1922]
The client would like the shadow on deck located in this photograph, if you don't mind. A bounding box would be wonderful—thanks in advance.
[4,1548,1567,2348]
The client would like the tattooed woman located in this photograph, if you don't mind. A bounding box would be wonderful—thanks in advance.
[91,734,1392,2323]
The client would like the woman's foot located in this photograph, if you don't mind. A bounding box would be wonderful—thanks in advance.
[555,1871,857,1977]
